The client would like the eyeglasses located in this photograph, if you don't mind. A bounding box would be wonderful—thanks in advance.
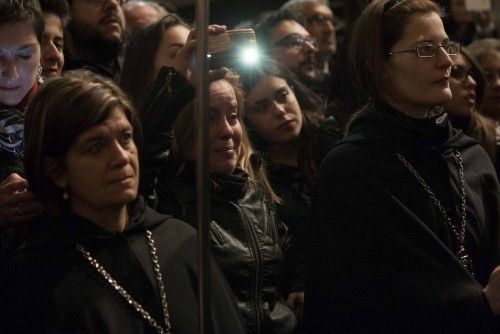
[77,0,128,5]
[306,13,335,26]
[450,65,473,82]
[388,40,461,58]
[272,33,317,49]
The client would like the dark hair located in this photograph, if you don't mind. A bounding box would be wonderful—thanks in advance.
[24,71,142,216]
[255,9,306,53]
[237,58,324,184]
[121,13,190,112]
[0,0,44,44]
[38,0,70,25]
[349,0,443,99]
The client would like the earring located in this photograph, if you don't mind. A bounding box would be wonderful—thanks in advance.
[62,189,69,200]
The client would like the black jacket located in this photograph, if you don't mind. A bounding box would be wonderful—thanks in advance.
[154,161,297,334]
[0,197,246,333]
[304,102,500,333]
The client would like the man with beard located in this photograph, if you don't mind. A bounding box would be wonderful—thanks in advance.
[255,10,326,100]
[281,0,336,76]
[63,0,126,81]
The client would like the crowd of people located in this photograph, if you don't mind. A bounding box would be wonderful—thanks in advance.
[1,0,500,332]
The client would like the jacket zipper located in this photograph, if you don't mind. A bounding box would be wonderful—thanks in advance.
[238,205,263,334]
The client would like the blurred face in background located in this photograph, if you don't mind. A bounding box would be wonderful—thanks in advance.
[0,22,41,107]
[41,13,64,78]
[444,53,477,118]
[124,2,167,33]
[153,24,190,79]
[304,3,336,55]
[269,20,318,81]
[450,0,473,24]
[68,0,125,59]
[478,51,500,120]
[246,74,303,144]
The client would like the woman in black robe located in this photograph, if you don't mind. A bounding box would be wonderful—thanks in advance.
[304,0,500,332]
[0,71,245,334]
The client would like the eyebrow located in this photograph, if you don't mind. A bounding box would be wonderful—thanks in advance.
[17,43,38,51]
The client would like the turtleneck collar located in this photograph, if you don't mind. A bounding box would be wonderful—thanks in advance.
[372,100,452,147]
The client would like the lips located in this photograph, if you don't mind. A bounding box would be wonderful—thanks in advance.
[434,76,449,84]
[101,15,122,27]
[0,86,20,91]
[108,175,134,185]
[278,119,297,130]
[214,146,236,153]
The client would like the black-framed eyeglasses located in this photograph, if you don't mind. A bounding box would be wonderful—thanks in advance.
[450,65,473,83]
[272,33,317,49]
[306,13,335,26]
[388,40,461,58]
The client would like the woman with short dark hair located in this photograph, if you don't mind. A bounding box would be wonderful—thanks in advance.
[304,0,500,332]
[0,71,245,334]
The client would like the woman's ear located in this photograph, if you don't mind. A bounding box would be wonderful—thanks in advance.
[44,158,67,189]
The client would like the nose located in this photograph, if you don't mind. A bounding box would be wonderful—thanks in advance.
[218,117,234,140]
[271,100,286,117]
[104,0,121,11]
[324,19,335,33]
[43,43,59,62]
[110,140,130,168]
[437,46,453,68]
[302,40,317,54]
[1,59,19,81]
[464,74,476,89]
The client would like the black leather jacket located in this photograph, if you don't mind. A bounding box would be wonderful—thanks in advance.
[154,161,297,334]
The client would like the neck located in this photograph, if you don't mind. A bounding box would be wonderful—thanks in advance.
[267,142,299,167]
[65,31,116,66]
[386,99,430,119]
[71,202,129,233]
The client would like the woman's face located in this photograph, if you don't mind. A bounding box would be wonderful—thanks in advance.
[246,74,303,144]
[478,51,500,120]
[153,24,190,79]
[0,22,41,107]
[41,13,64,78]
[444,54,476,118]
[383,12,453,117]
[206,79,242,175]
[54,108,139,216]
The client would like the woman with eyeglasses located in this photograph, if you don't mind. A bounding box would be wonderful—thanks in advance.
[304,0,500,332]
[443,48,498,168]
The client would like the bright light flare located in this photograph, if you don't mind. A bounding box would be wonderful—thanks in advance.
[239,47,260,66]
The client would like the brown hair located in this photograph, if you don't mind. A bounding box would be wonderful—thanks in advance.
[171,70,280,203]
[0,0,44,44]
[349,0,443,99]
[24,71,142,216]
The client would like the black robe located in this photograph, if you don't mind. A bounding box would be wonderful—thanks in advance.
[0,197,246,333]
[304,102,500,333]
